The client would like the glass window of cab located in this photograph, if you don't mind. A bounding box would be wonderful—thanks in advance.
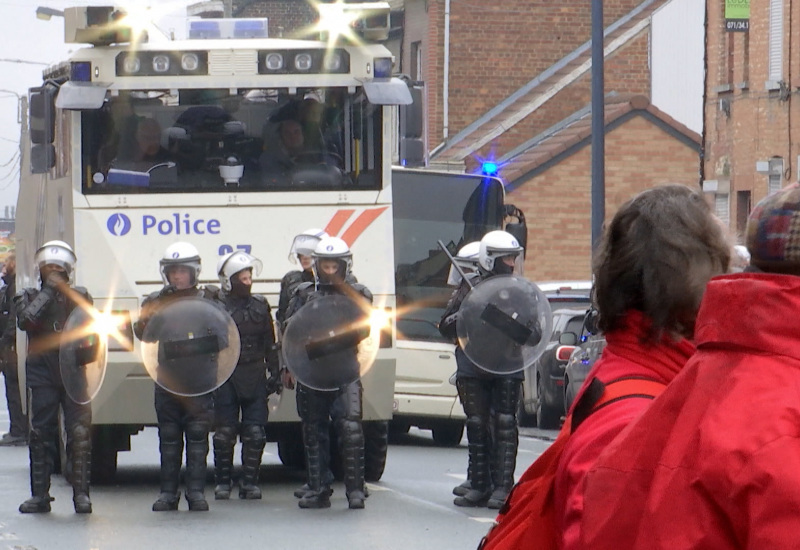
[80,88,383,194]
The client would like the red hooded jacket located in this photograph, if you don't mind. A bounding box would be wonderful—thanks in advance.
[579,273,800,549]
[555,309,696,550]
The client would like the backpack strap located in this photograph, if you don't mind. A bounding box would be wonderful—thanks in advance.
[571,376,666,433]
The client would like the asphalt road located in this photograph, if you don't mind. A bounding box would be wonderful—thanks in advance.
[0,386,558,550]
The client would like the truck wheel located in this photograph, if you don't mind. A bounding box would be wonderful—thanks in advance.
[91,444,118,485]
[536,378,561,430]
[516,396,537,428]
[363,421,389,481]
[388,420,410,442]
[432,422,464,446]
[277,433,306,469]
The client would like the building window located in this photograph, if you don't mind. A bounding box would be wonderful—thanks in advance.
[768,158,784,194]
[768,0,784,83]
[410,41,422,81]
[715,194,730,226]
[736,190,751,235]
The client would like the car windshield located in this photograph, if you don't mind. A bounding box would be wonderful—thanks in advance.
[80,87,382,194]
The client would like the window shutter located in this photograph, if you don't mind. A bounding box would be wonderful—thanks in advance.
[769,0,784,81]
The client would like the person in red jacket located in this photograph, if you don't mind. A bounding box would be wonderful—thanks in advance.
[553,184,731,550]
[577,182,800,549]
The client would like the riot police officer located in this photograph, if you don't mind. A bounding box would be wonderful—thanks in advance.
[134,242,216,512]
[278,228,337,499]
[285,236,372,510]
[440,230,525,509]
[212,251,278,501]
[0,253,27,446]
[16,241,93,514]
[276,228,328,326]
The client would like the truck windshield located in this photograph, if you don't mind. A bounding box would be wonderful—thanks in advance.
[80,88,382,194]
[392,171,504,343]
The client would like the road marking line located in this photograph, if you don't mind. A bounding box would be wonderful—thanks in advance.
[470,517,497,524]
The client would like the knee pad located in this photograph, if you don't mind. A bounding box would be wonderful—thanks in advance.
[240,424,266,446]
[186,421,209,443]
[339,419,363,448]
[495,413,516,434]
[70,424,91,449]
[213,425,237,447]
[159,423,182,442]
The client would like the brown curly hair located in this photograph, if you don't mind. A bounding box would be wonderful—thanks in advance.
[593,184,731,341]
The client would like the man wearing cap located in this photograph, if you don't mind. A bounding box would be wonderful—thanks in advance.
[577,182,800,549]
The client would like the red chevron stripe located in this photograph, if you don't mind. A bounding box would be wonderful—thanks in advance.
[340,207,389,246]
[324,209,355,236]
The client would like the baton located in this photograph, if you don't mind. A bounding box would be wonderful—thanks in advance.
[438,240,475,290]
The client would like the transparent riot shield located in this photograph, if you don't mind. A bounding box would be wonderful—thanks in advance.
[59,307,108,405]
[456,275,553,375]
[282,293,379,391]
[140,298,240,397]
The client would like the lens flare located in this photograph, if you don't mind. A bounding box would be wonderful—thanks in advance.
[302,0,364,48]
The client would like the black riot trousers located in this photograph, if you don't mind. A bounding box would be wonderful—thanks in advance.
[455,375,521,502]
[297,382,365,497]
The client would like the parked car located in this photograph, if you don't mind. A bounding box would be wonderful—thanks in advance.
[563,310,606,414]
[518,282,592,429]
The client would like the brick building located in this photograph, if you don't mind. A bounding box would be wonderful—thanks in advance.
[503,95,702,280]
[703,0,799,241]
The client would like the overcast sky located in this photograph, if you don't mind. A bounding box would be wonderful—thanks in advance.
[0,1,200,214]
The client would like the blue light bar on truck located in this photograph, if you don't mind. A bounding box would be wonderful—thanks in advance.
[70,62,92,82]
[373,57,392,78]
[188,18,268,40]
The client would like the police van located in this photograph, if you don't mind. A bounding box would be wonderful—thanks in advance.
[15,5,506,480]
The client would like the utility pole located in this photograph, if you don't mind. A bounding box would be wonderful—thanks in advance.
[591,0,605,253]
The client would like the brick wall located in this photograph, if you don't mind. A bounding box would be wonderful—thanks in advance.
[418,0,645,153]
[234,0,317,37]
[704,0,800,235]
[509,115,700,281]
[465,31,653,172]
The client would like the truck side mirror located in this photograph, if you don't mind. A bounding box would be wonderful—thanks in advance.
[29,85,57,173]
[399,80,426,167]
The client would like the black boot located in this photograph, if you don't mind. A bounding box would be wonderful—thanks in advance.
[19,428,54,514]
[70,424,92,514]
[341,419,366,510]
[152,423,182,512]
[294,397,334,499]
[298,417,330,509]
[452,479,472,497]
[454,379,492,508]
[339,384,366,510]
[184,421,209,512]
[488,381,520,510]
[239,424,265,500]
[212,426,236,500]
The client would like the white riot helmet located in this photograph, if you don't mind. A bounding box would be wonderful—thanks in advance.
[216,251,263,292]
[160,242,201,286]
[479,230,523,275]
[447,241,481,286]
[312,236,352,286]
[288,228,329,264]
[35,240,77,282]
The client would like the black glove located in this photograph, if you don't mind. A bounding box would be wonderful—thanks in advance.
[265,372,283,396]
[44,271,67,292]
